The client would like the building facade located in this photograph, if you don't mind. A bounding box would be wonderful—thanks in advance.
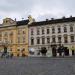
[0,18,29,56]
[28,17,75,56]
[0,16,75,57]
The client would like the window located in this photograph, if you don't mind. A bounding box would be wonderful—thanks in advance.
[17,49,20,51]
[47,29,50,34]
[0,33,2,41]
[10,39,13,43]
[52,35,56,43]
[18,30,20,35]
[42,28,44,34]
[70,26,73,32]
[37,28,40,35]
[31,29,34,35]
[70,35,74,42]
[52,27,55,34]
[0,33,2,37]
[10,32,13,36]
[52,37,56,43]
[47,37,50,44]
[4,38,8,43]
[42,37,45,44]
[58,27,61,33]
[31,37,34,45]
[6,20,8,23]
[64,35,68,43]
[23,37,25,43]
[64,26,67,32]
[22,48,25,52]
[4,32,8,37]
[0,37,1,41]
[23,31,25,34]
[9,32,13,43]
[58,36,61,43]
[18,37,20,43]
[37,37,40,44]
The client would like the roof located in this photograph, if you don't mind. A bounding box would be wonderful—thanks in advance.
[0,19,29,28]
[1,17,75,28]
[17,20,29,26]
[28,17,75,27]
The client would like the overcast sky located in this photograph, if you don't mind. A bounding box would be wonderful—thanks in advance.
[0,0,75,22]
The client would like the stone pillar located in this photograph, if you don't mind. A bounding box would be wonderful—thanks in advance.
[56,36,58,44]
[61,35,64,44]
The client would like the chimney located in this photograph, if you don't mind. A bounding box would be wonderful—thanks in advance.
[62,16,66,19]
[51,18,54,20]
[70,15,72,18]
[22,18,24,20]
[46,19,49,21]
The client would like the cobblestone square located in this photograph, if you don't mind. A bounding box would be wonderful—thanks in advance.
[0,57,75,75]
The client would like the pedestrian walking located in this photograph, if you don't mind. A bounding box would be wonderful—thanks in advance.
[57,44,64,57]
[71,46,75,56]
[52,46,57,57]
[64,47,69,56]
[1,46,7,58]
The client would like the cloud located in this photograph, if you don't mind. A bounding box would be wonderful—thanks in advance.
[0,0,75,23]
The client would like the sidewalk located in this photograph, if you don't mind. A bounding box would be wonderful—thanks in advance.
[28,55,75,58]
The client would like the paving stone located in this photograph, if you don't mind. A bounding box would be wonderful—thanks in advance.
[0,57,74,75]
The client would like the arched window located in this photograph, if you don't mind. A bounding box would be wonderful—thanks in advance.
[9,32,13,43]
[70,26,73,32]
[37,28,40,35]
[23,37,25,43]
[70,35,74,42]
[52,27,55,34]
[4,32,8,37]
[58,27,61,33]
[58,35,61,43]
[47,28,50,34]
[64,34,68,43]
[42,28,45,34]
[37,37,40,44]
[31,28,34,35]
[52,35,56,43]
[47,36,50,44]
[42,36,45,44]
[64,26,67,32]
[31,37,34,45]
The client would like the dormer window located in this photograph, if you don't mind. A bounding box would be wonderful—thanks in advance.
[5,19,9,23]
[6,20,7,23]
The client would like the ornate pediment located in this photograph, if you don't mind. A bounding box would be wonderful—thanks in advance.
[2,18,16,26]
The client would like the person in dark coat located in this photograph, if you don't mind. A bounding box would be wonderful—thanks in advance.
[71,46,75,56]
[40,47,47,56]
[52,46,57,57]
[64,47,69,56]
[1,46,7,58]
[57,45,64,57]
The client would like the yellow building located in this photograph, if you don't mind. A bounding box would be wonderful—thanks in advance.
[0,18,29,56]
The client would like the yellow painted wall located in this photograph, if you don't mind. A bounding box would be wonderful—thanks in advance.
[0,18,29,57]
